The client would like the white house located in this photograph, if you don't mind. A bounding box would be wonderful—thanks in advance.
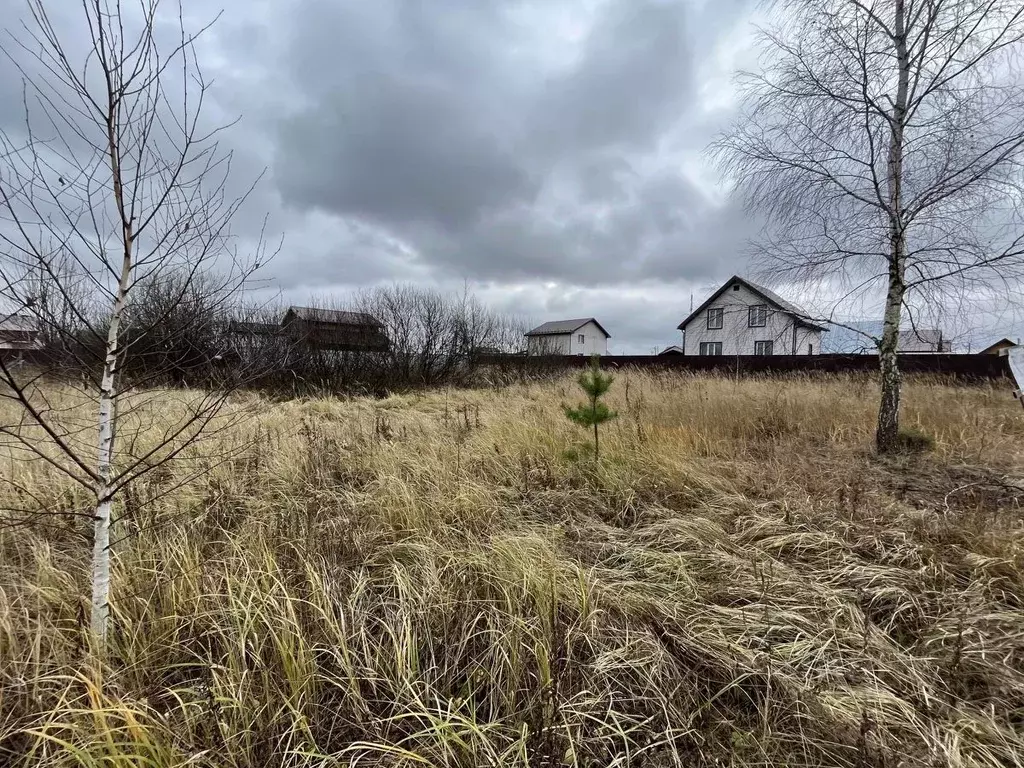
[525,318,610,356]
[0,313,42,352]
[676,276,826,356]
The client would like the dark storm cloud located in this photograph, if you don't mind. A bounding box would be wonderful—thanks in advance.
[265,0,752,289]
[278,81,535,233]
[275,0,540,232]
[531,0,693,155]
[428,166,755,287]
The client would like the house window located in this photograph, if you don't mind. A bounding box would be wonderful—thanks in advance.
[732,284,740,291]
[699,342,723,356]
[754,340,773,356]
[706,308,724,329]
[748,304,768,327]
[578,334,585,344]
[808,343,813,355]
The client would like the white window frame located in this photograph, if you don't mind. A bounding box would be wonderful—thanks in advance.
[699,341,723,356]
[706,308,724,330]
[748,304,768,328]
[578,333,585,344]
[754,340,773,356]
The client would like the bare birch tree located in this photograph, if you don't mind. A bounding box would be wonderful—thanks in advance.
[0,0,270,644]
[713,0,1024,451]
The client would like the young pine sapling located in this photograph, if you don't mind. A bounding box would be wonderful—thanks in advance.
[563,355,617,460]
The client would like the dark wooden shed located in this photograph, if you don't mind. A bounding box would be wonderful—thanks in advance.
[281,307,389,352]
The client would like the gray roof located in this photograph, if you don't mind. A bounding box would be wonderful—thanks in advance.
[742,277,813,319]
[819,321,879,353]
[677,276,827,332]
[821,321,946,353]
[898,328,944,353]
[284,306,382,327]
[0,314,37,332]
[525,317,610,337]
[977,337,1017,354]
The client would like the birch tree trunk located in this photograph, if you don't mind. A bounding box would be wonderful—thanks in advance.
[90,301,122,641]
[90,89,135,643]
[876,260,906,452]
[90,258,132,639]
[715,0,1024,456]
[0,0,272,649]
[876,0,910,454]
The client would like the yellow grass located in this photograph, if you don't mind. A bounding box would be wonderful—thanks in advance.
[1,371,1023,766]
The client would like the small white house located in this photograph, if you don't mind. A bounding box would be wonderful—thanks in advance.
[0,314,42,351]
[676,276,826,356]
[525,318,610,356]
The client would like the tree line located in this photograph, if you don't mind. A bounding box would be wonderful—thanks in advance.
[17,268,528,394]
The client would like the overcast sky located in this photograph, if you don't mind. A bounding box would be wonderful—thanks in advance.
[196,0,764,353]
[1,0,1018,352]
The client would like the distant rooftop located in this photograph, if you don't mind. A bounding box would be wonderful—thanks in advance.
[284,306,383,326]
[525,318,610,337]
[977,337,1018,355]
[0,314,37,332]
[821,322,946,353]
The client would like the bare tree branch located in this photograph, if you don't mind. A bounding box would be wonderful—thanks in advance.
[715,0,1024,450]
[0,0,271,646]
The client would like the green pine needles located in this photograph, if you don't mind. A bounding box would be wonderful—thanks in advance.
[563,355,618,460]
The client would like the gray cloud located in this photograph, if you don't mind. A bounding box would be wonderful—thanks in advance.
[0,0,767,350]
[263,0,751,294]
[531,1,693,156]
[275,0,541,232]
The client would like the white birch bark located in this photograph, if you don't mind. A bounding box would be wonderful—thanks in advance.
[0,0,269,645]
[90,247,132,642]
[91,78,134,642]
[876,0,911,453]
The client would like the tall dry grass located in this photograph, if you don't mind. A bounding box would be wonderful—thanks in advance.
[1,371,1023,766]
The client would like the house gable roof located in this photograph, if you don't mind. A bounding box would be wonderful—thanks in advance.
[977,337,1016,355]
[676,276,827,332]
[525,318,610,338]
[283,306,382,327]
[0,314,37,332]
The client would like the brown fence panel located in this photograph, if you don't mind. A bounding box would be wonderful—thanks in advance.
[481,353,1011,380]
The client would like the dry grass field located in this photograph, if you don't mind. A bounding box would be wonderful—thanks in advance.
[1,371,1023,767]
